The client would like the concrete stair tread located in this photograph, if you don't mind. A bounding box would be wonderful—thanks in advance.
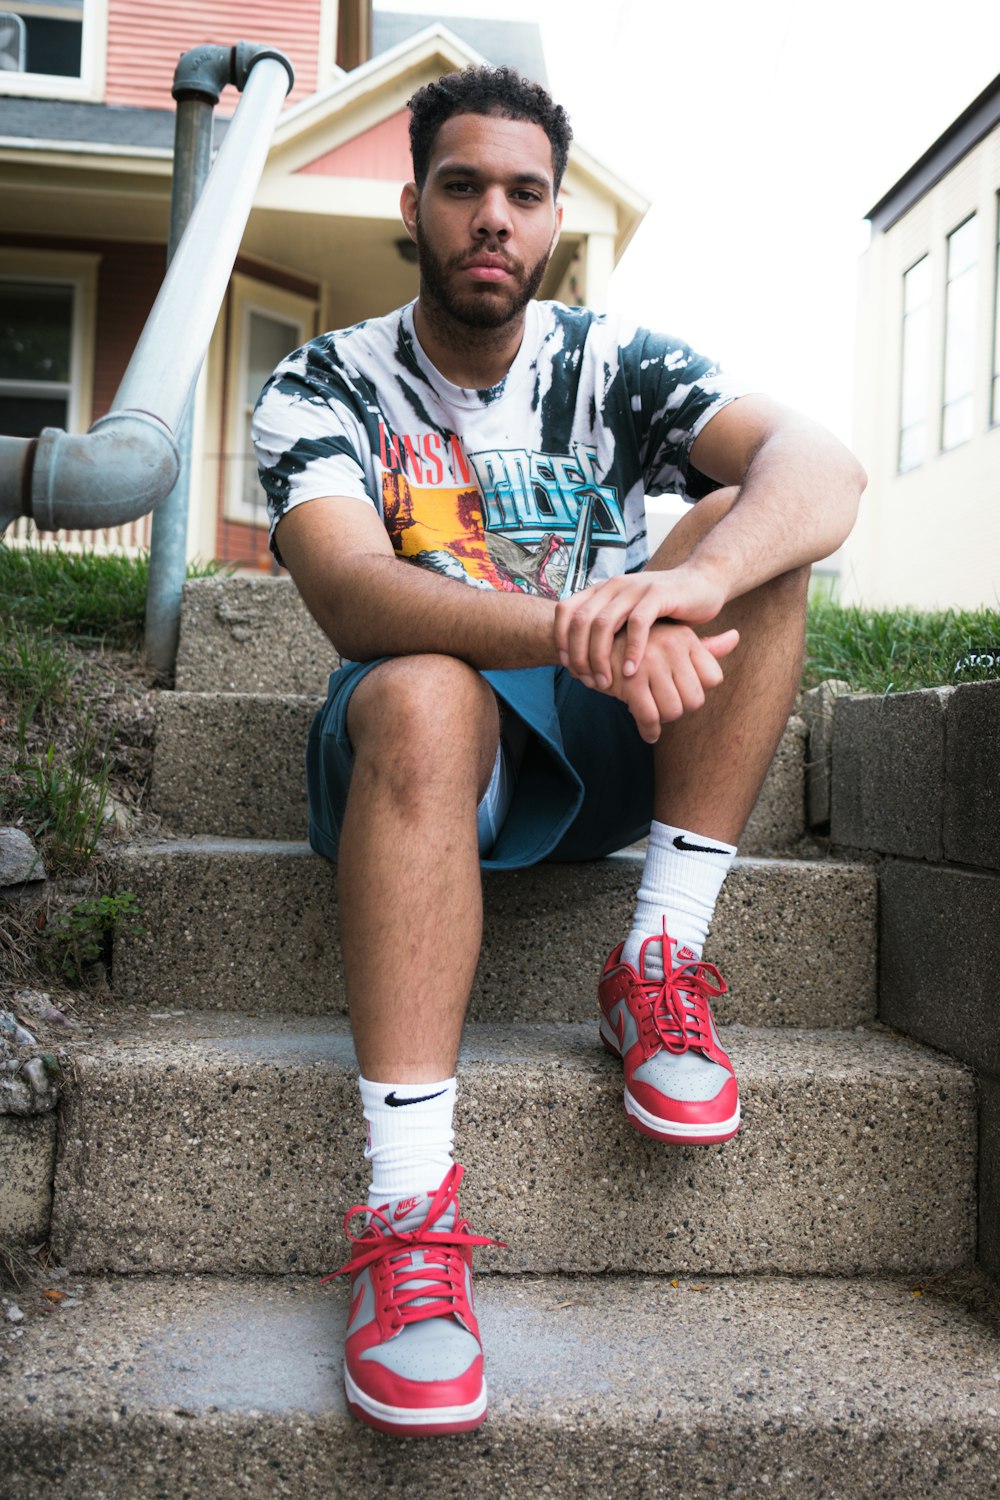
[110,843,877,1027]
[148,688,809,852]
[4,1271,999,1497]
[51,1017,975,1278]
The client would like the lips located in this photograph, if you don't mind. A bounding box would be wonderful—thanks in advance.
[459,253,516,283]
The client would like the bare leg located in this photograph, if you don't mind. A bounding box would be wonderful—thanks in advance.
[338,653,500,1082]
[651,489,810,843]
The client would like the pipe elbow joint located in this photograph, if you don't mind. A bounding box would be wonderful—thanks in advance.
[30,413,180,533]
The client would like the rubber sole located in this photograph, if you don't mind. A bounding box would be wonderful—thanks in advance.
[601,1020,741,1145]
[345,1367,488,1437]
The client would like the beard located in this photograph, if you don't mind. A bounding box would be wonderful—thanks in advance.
[415,218,552,330]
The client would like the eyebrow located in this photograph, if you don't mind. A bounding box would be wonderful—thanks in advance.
[432,161,552,191]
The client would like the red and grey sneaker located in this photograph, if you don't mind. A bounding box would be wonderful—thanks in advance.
[322,1164,504,1436]
[598,926,740,1145]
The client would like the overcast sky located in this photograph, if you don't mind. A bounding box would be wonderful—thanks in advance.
[377,0,1000,446]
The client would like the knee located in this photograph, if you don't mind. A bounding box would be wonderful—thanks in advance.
[348,654,499,777]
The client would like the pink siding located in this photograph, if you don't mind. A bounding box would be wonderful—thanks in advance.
[104,0,322,111]
[298,108,410,180]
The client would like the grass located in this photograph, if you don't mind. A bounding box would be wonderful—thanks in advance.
[803,599,1000,696]
[0,544,223,878]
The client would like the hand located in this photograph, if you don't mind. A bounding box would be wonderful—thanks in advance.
[553,565,728,690]
[606,620,739,743]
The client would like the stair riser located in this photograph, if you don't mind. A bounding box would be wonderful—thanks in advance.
[5,1416,996,1500]
[51,1035,975,1278]
[111,850,877,1027]
[149,693,809,853]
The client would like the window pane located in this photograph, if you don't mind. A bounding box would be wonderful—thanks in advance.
[0,392,68,436]
[903,255,930,312]
[899,257,930,472]
[11,7,84,78]
[942,219,978,450]
[947,216,978,278]
[0,282,73,381]
[942,394,973,450]
[246,312,300,404]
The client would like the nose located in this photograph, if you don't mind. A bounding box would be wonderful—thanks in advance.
[471,185,512,241]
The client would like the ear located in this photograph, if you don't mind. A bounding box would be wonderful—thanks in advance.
[400,181,419,242]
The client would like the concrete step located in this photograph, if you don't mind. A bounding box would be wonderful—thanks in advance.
[110,845,876,1027]
[50,1016,975,1278]
[149,689,809,854]
[175,574,339,696]
[5,1270,999,1499]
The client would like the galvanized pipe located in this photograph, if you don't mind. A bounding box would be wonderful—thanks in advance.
[143,90,216,674]
[0,43,294,619]
[112,54,291,430]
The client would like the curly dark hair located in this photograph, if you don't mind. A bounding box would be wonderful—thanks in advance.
[408,65,573,195]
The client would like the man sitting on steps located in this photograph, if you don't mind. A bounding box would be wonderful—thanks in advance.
[253,64,865,1439]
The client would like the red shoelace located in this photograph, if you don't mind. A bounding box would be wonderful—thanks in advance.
[633,946,727,1060]
[322,1164,506,1329]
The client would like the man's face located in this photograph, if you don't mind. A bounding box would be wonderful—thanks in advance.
[401,112,563,331]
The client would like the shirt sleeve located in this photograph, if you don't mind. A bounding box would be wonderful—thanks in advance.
[252,345,378,565]
[621,328,748,501]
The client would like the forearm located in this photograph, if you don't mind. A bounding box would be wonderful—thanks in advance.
[683,419,866,604]
[307,550,560,669]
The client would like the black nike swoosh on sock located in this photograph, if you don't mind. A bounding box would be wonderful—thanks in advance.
[384,1088,448,1108]
[672,835,731,855]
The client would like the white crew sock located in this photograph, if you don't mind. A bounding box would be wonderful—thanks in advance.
[622,820,737,978]
[359,1075,457,1208]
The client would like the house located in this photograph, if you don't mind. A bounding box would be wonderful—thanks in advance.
[0,1,646,569]
[842,71,1000,609]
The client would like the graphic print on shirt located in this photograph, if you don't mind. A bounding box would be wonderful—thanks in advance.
[379,421,625,601]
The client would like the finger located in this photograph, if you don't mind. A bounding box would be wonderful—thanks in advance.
[702,628,740,660]
[666,653,706,714]
[625,678,664,743]
[644,661,684,724]
[621,595,665,679]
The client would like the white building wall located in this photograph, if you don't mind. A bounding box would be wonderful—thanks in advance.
[842,121,1000,609]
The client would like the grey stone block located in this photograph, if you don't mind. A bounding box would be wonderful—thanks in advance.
[0,1114,56,1246]
[831,688,950,858]
[3,1272,1000,1500]
[151,690,806,849]
[879,860,1000,1074]
[944,680,1000,870]
[740,714,806,852]
[150,692,318,840]
[980,1074,1000,1285]
[175,576,338,695]
[111,842,876,1027]
[50,1017,975,1277]
[799,679,850,828]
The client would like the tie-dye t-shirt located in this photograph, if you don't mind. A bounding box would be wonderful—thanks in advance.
[253,299,744,599]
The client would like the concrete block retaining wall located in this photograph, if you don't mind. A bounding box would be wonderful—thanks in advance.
[831,679,1000,1281]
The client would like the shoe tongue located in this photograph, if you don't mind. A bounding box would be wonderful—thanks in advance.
[377,1191,457,1237]
[376,1190,462,1318]
[639,934,701,1001]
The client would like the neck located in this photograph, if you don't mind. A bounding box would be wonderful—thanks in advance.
[412,293,526,390]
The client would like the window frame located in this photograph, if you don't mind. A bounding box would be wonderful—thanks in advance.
[0,0,107,103]
[0,247,98,435]
[897,252,931,475]
[223,273,316,527]
[991,192,1000,429]
[940,212,979,454]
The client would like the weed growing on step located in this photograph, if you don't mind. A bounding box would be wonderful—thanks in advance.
[37,891,146,982]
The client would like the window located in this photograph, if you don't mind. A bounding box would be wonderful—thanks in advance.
[0,1,106,100]
[941,215,978,452]
[898,255,931,473]
[0,252,97,438]
[224,276,316,525]
[992,195,1000,427]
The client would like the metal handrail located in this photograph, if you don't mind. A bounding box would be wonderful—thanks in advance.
[0,41,294,669]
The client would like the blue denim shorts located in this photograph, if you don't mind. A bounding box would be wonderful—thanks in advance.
[305,659,654,871]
